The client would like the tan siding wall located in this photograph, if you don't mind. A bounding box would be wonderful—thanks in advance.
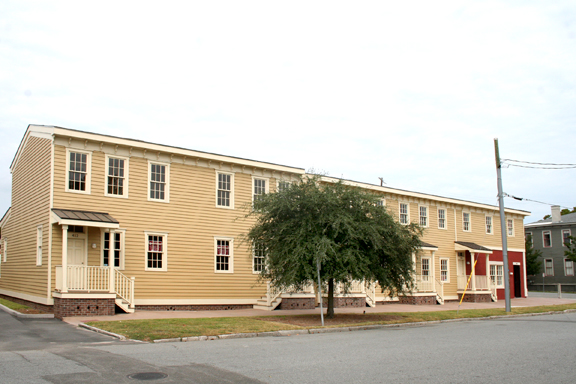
[0,137,51,300]
[51,145,266,302]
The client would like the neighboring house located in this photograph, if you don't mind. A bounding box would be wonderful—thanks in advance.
[525,206,576,292]
[0,125,530,319]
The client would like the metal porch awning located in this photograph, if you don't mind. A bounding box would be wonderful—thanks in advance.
[454,241,493,254]
[51,208,120,229]
[419,241,438,251]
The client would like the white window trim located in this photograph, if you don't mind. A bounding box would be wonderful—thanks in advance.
[543,230,552,248]
[462,211,471,232]
[215,171,235,209]
[525,231,533,244]
[377,198,386,207]
[437,208,447,230]
[214,236,234,274]
[252,243,265,275]
[440,258,450,283]
[144,231,168,271]
[507,218,515,237]
[399,202,410,225]
[252,176,270,203]
[564,258,574,277]
[65,148,92,194]
[101,228,126,270]
[147,161,170,203]
[36,225,42,266]
[419,205,428,228]
[485,215,493,235]
[3,239,6,262]
[105,154,129,199]
[544,258,554,276]
[489,262,504,288]
[276,180,291,193]
[421,257,430,278]
[562,229,571,247]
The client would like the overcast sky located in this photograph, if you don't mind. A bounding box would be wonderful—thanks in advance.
[1,1,575,224]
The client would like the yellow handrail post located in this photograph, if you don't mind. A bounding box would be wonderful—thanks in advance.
[458,256,479,314]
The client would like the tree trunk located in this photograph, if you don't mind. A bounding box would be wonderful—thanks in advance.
[327,278,335,319]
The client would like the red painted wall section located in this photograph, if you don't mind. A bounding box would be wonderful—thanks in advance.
[490,250,526,299]
[465,251,490,276]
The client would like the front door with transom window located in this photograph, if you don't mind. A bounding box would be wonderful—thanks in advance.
[67,226,86,266]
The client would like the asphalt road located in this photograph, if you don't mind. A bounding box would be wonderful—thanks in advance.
[1,309,575,383]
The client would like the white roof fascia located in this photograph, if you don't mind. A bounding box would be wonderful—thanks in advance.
[0,208,11,229]
[51,126,305,175]
[319,176,530,216]
[10,125,55,174]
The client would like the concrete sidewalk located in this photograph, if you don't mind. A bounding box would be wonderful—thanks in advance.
[63,296,576,326]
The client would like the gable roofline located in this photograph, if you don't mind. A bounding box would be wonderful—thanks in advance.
[10,125,55,173]
[525,211,576,227]
[19,124,305,175]
[0,207,10,230]
[318,175,530,216]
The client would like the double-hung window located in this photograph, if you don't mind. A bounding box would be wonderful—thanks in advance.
[462,212,471,232]
[399,203,409,225]
[543,231,552,248]
[66,149,91,193]
[36,226,42,266]
[440,259,449,282]
[490,264,504,287]
[544,259,554,276]
[148,162,169,202]
[485,216,493,234]
[145,232,167,271]
[103,230,125,269]
[216,172,234,208]
[376,199,386,207]
[421,258,430,281]
[438,209,446,229]
[106,156,128,197]
[253,177,269,203]
[563,229,571,246]
[419,206,428,227]
[525,232,533,245]
[215,237,233,273]
[507,219,514,236]
[277,181,291,193]
[253,242,265,273]
[565,259,574,276]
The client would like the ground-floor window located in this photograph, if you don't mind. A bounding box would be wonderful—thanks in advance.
[145,232,167,271]
[253,243,265,273]
[544,259,554,276]
[490,264,504,287]
[440,259,449,282]
[215,237,234,273]
[565,259,574,276]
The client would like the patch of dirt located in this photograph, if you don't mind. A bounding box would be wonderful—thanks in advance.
[258,313,403,327]
[16,308,49,315]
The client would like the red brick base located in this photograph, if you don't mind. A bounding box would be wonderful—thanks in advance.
[0,294,54,313]
[136,304,254,311]
[323,297,367,308]
[53,297,115,320]
[458,293,491,303]
[278,298,316,310]
[398,295,438,305]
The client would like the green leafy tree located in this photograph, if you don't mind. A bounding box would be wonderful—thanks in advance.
[245,176,422,318]
[564,235,576,262]
[525,234,542,276]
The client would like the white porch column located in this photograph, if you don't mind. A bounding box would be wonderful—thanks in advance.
[470,252,476,291]
[431,251,436,283]
[109,229,116,294]
[486,253,490,283]
[61,225,68,293]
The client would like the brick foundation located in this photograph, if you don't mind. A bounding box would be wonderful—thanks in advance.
[323,297,366,308]
[457,293,491,303]
[53,297,115,320]
[136,304,254,311]
[398,295,438,305]
[0,294,53,313]
[278,298,315,310]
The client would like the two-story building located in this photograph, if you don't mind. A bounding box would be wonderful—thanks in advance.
[525,206,576,292]
[0,125,530,318]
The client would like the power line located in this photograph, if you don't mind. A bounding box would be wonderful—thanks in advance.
[503,193,571,209]
[501,159,576,169]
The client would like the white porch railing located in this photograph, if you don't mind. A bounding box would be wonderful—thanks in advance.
[434,277,444,300]
[55,265,135,308]
[457,275,491,291]
[414,275,434,292]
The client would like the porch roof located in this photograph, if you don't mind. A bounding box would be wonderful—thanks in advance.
[51,208,120,229]
[454,241,493,254]
[419,241,438,251]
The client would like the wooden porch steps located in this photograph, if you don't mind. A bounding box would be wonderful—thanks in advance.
[253,296,282,311]
[115,298,135,313]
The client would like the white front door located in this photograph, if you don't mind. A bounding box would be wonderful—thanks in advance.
[457,256,466,276]
[67,238,85,266]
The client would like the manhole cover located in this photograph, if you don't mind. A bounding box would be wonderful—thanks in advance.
[128,372,168,381]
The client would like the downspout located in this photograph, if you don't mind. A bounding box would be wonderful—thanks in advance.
[47,135,55,305]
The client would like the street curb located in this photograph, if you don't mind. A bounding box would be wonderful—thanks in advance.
[79,308,576,343]
[0,303,54,318]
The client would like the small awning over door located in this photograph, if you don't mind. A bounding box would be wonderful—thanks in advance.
[454,241,493,254]
[51,208,120,229]
[419,241,438,251]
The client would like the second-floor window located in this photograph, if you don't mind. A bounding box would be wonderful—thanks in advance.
[486,216,493,234]
[438,209,446,229]
[253,178,268,203]
[507,219,514,236]
[419,206,428,227]
[107,156,127,197]
[67,150,91,193]
[543,231,552,248]
[463,212,471,232]
[149,162,169,202]
[563,229,572,246]
[399,203,409,224]
[277,181,291,192]
[217,172,233,208]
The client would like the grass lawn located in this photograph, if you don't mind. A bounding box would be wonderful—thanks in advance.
[86,303,576,341]
[0,298,33,312]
